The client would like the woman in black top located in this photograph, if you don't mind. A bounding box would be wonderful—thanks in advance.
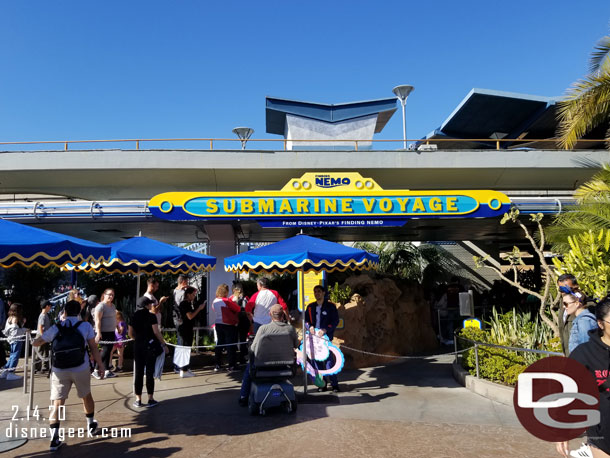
[177,287,205,377]
[559,298,610,457]
[128,296,168,408]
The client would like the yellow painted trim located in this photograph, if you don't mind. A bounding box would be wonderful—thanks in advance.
[225,257,379,274]
[0,250,109,268]
[66,258,216,274]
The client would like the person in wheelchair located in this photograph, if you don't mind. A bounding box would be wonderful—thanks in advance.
[238,304,299,411]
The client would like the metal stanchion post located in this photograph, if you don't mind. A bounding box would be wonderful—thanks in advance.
[28,339,35,410]
[474,343,480,378]
[437,309,443,342]
[195,328,200,355]
[453,333,458,364]
[23,333,30,394]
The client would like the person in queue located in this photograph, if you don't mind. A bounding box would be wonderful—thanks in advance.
[129,296,168,408]
[230,283,250,365]
[211,283,241,372]
[32,300,105,451]
[1,303,26,380]
[246,277,287,335]
[177,286,205,377]
[93,288,117,379]
[144,277,168,327]
[35,299,52,373]
[80,294,98,324]
[557,297,610,458]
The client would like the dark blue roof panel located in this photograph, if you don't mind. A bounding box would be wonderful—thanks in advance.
[439,89,558,139]
[265,97,397,135]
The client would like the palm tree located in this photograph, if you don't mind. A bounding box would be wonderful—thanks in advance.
[557,35,610,149]
[352,241,463,286]
[547,163,610,250]
[548,35,610,250]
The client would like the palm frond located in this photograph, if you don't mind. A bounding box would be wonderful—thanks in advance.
[590,35,610,74]
[557,72,610,149]
[574,164,610,200]
[547,200,610,251]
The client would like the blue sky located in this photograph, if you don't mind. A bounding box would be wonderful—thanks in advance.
[1,1,609,149]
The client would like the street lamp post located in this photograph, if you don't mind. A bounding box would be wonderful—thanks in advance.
[392,85,414,149]
[232,127,254,150]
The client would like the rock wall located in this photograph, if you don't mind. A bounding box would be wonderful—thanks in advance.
[332,274,438,368]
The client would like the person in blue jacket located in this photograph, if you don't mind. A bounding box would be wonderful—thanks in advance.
[305,285,340,392]
[563,292,597,354]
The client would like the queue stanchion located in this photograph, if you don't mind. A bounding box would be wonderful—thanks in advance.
[28,337,35,410]
[437,309,443,342]
[23,332,30,394]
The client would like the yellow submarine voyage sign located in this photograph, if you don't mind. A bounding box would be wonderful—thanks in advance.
[149,173,511,228]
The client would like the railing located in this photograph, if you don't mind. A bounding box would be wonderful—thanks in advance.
[455,333,563,378]
[0,137,604,151]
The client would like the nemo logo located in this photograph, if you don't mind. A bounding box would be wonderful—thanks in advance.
[315,177,350,188]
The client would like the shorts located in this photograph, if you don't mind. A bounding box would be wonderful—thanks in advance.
[50,368,91,400]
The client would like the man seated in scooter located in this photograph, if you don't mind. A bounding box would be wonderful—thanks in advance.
[238,304,299,406]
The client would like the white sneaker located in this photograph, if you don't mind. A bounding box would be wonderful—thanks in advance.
[180,370,195,378]
[6,372,22,381]
[104,370,116,378]
[0,370,7,379]
[570,443,593,458]
[92,370,101,379]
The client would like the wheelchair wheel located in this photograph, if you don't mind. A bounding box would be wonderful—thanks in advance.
[284,400,297,414]
[248,399,259,416]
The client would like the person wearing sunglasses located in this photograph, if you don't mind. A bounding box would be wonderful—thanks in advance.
[562,293,597,355]
[558,274,585,355]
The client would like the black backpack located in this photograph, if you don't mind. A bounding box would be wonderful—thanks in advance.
[52,321,86,369]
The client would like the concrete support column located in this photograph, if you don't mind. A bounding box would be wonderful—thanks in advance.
[204,224,237,325]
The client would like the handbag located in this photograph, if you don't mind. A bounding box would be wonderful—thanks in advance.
[148,338,164,357]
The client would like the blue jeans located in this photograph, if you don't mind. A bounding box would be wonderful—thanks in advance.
[4,341,23,371]
[253,322,263,335]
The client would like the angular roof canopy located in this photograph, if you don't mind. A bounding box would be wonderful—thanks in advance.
[266,96,397,135]
[421,88,607,150]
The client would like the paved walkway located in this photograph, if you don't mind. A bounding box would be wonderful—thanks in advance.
[0,355,564,457]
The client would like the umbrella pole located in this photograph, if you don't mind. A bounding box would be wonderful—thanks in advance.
[298,270,307,395]
[135,267,141,299]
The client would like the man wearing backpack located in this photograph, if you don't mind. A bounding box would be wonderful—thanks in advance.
[172,275,189,328]
[171,275,189,373]
[32,300,105,451]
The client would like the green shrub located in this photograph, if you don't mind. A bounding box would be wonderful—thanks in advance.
[329,283,352,305]
[552,229,610,299]
[163,331,177,345]
[504,364,527,386]
[197,332,215,350]
[458,308,557,386]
